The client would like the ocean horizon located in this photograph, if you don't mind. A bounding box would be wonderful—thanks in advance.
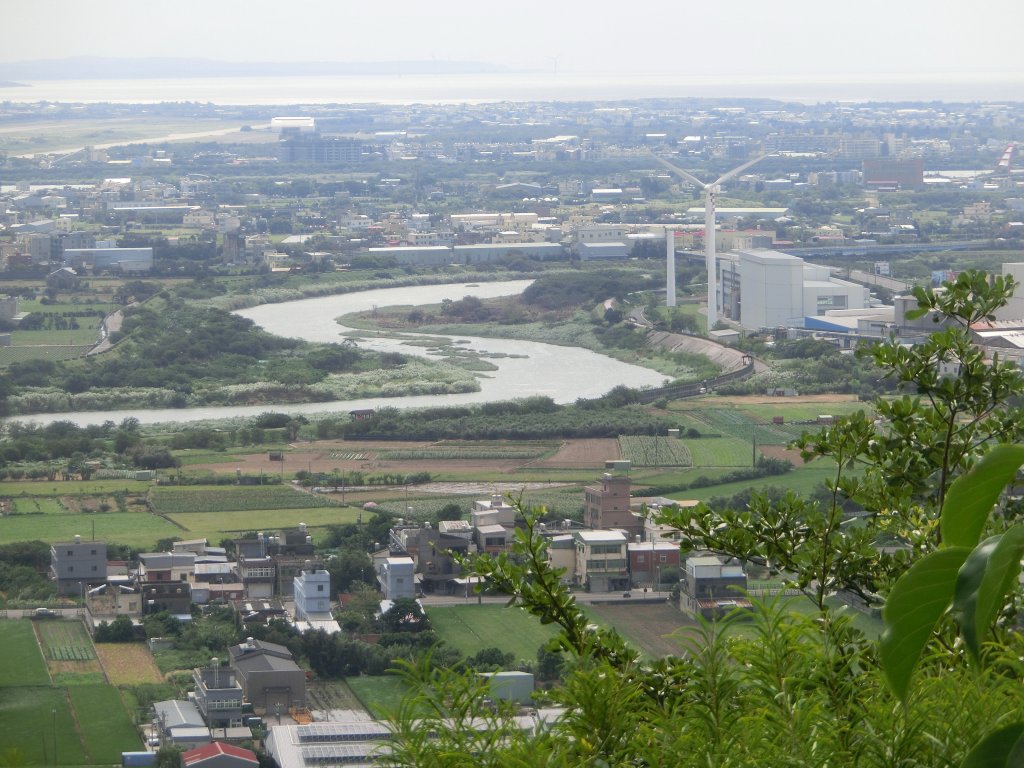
[1,71,1022,106]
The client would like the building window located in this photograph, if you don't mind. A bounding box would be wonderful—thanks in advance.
[317,585,324,592]
[636,555,646,563]
[67,550,73,556]
[68,566,74,573]
[91,550,97,555]
[91,565,98,572]
[659,554,668,563]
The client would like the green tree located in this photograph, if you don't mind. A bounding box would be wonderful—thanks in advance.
[381,272,1024,767]
[381,597,430,633]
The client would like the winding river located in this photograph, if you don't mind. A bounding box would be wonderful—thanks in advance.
[11,280,668,427]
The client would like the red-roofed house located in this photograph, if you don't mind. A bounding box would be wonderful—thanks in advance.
[182,741,258,768]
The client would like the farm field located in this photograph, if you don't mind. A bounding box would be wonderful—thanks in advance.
[377,440,557,461]
[583,602,699,658]
[684,436,756,467]
[674,462,841,503]
[618,435,692,467]
[9,496,71,514]
[68,684,141,765]
[0,619,141,765]
[0,621,51,686]
[0,480,151,497]
[95,643,168,685]
[346,674,413,720]
[166,506,360,542]
[0,684,86,765]
[428,604,559,662]
[36,618,105,683]
[187,439,618,478]
[0,509,178,547]
[306,679,369,716]
[150,485,338,514]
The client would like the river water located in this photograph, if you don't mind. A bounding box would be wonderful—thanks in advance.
[10,281,668,427]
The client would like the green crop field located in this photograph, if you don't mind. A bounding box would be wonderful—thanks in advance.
[684,437,755,467]
[429,604,558,662]
[377,447,550,460]
[0,510,178,547]
[674,462,840,503]
[346,674,415,720]
[0,622,50,686]
[9,497,68,514]
[150,485,337,514]
[68,685,140,764]
[618,436,692,467]
[166,506,360,541]
[0,480,151,497]
[0,685,85,765]
[37,620,95,662]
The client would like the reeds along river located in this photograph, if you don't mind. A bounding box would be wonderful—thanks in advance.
[8,281,668,428]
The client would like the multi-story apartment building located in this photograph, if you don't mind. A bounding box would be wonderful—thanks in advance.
[50,535,107,597]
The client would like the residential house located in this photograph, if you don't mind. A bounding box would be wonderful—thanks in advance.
[153,699,210,749]
[573,530,629,593]
[46,267,80,290]
[50,536,107,597]
[237,555,276,599]
[584,474,641,537]
[388,521,473,594]
[141,581,193,616]
[138,551,196,584]
[641,500,697,543]
[182,742,259,768]
[679,554,751,620]
[228,638,306,714]
[377,556,416,600]
[545,535,576,584]
[192,662,245,728]
[234,599,288,627]
[293,567,331,620]
[627,539,680,589]
[85,582,141,617]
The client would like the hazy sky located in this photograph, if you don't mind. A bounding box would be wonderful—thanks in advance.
[4,0,1022,78]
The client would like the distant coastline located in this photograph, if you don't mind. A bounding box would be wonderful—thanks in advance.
[0,80,25,88]
[0,71,1022,106]
[0,57,514,81]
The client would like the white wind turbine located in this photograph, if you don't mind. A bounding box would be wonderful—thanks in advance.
[652,152,776,327]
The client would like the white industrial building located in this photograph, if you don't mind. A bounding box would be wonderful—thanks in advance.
[733,249,868,330]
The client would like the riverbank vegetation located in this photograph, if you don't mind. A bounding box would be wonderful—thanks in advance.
[341,269,721,382]
[0,296,483,414]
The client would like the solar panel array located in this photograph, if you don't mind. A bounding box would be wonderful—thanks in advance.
[295,722,393,742]
[299,742,390,764]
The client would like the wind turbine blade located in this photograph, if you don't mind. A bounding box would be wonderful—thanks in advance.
[648,152,707,189]
[712,152,777,186]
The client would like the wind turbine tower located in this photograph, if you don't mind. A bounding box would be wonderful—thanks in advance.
[652,152,775,328]
[665,226,676,307]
